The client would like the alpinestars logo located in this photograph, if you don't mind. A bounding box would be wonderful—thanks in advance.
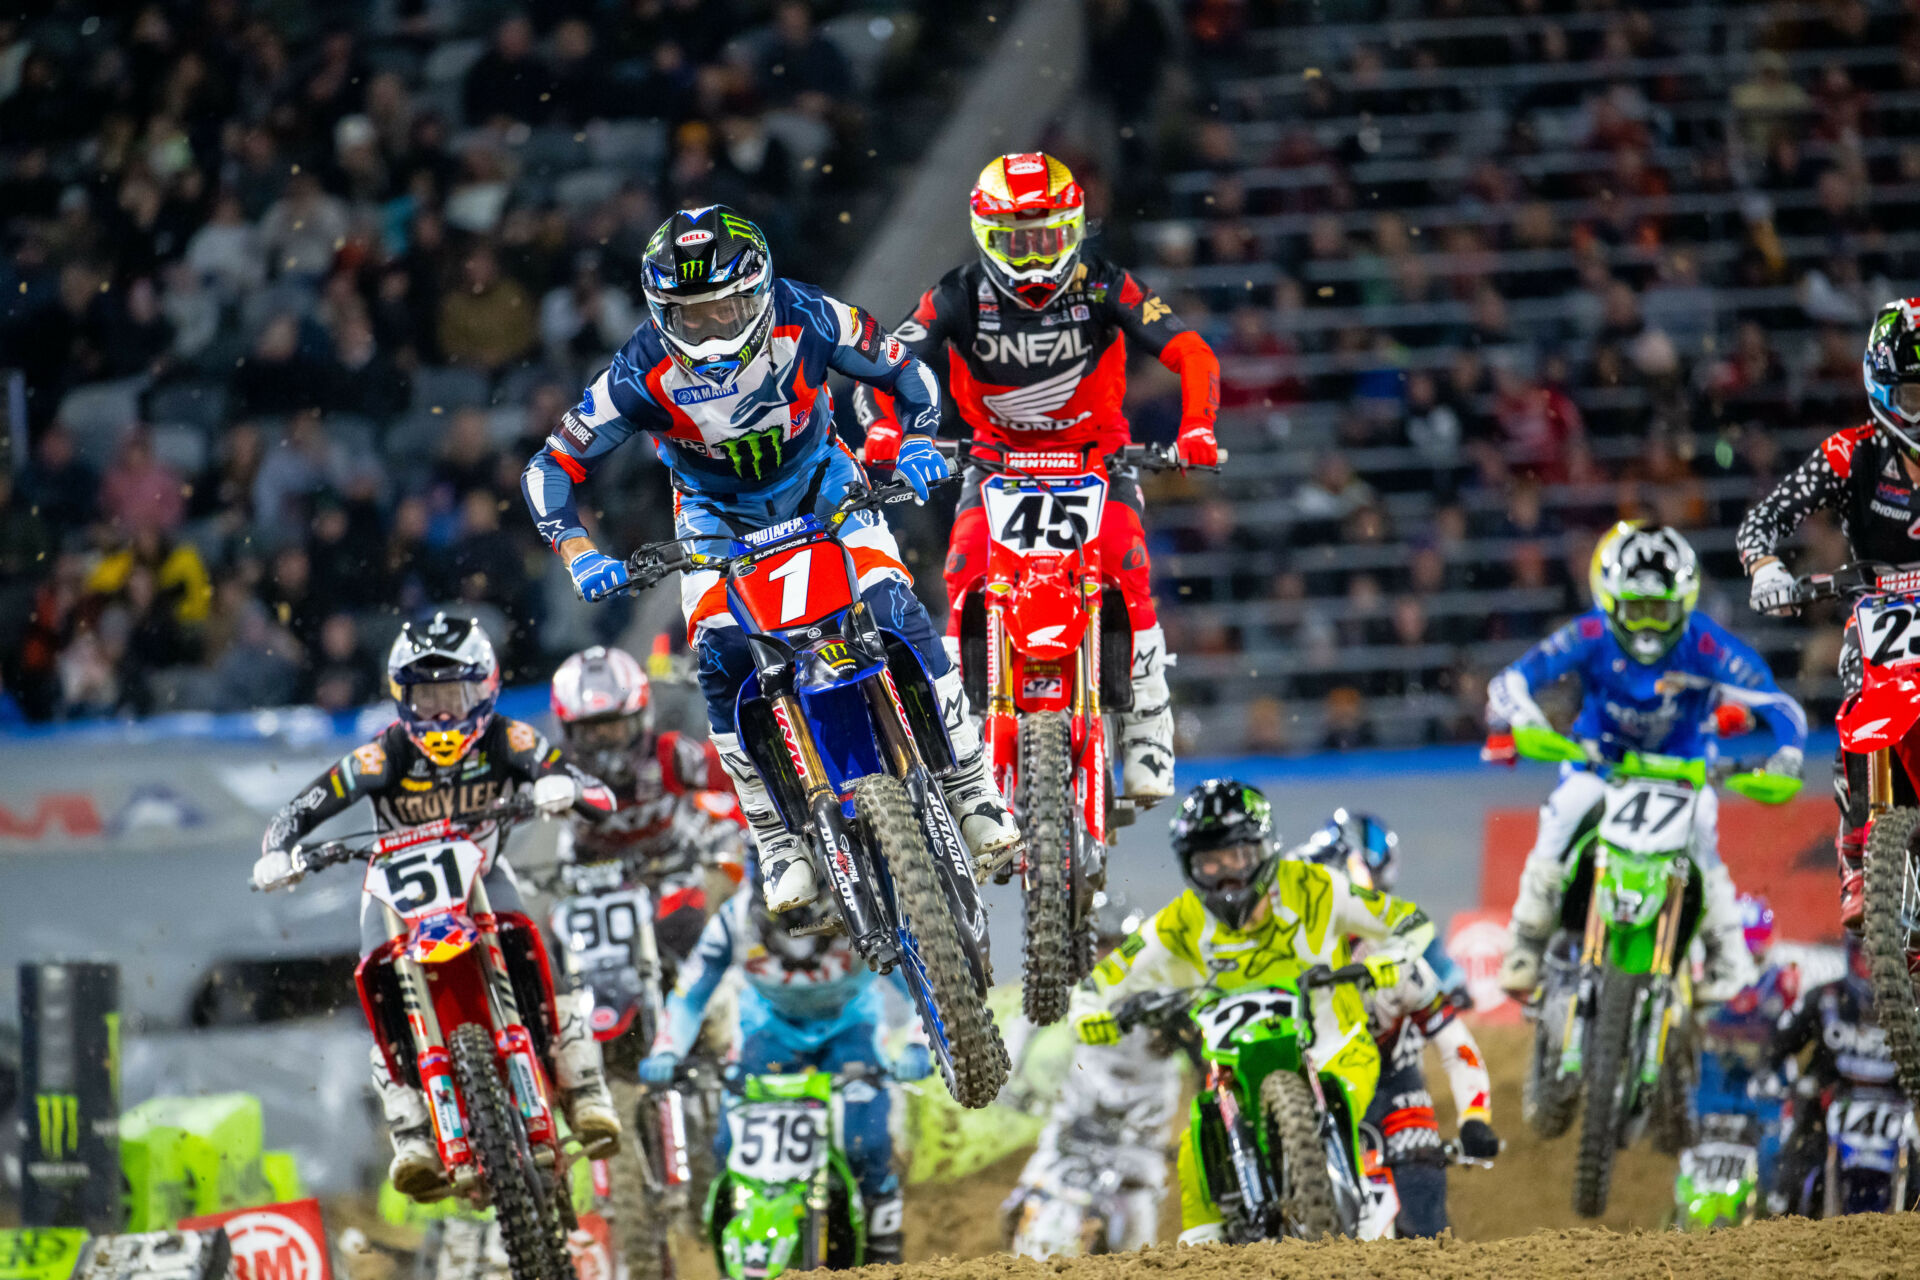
[717,426,785,479]
[36,1093,78,1160]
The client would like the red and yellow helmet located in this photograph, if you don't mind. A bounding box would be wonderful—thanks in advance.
[969,152,1086,311]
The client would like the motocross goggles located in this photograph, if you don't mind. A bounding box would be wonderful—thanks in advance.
[1613,595,1685,632]
[652,289,767,346]
[403,679,493,719]
[972,209,1084,271]
[1188,842,1264,890]
[564,712,648,753]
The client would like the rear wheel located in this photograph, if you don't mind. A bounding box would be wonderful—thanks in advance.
[449,1022,572,1280]
[1260,1072,1342,1240]
[1863,807,1920,1099]
[608,1079,673,1280]
[1573,970,1644,1218]
[1017,712,1076,1026]
[854,773,1009,1108]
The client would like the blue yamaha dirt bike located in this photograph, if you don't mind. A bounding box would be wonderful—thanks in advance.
[621,477,1010,1108]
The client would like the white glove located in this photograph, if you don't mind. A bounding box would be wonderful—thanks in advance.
[1749,561,1797,616]
[252,849,302,892]
[1765,745,1804,778]
[532,774,578,817]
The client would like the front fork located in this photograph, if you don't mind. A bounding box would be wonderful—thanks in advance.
[1559,853,1690,1092]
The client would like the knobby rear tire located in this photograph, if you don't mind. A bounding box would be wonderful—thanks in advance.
[449,1022,573,1280]
[608,1078,674,1280]
[1863,807,1920,1099]
[853,773,1009,1108]
[1017,712,1076,1026]
[1260,1071,1342,1241]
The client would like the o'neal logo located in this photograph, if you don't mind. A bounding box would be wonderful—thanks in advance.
[35,1093,78,1160]
[716,426,785,479]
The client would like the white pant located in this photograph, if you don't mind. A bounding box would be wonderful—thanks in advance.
[1525,767,1722,874]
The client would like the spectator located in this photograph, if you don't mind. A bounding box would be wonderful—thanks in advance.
[438,242,535,372]
[184,191,266,297]
[20,425,100,539]
[309,612,375,711]
[1732,50,1810,154]
[99,428,186,536]
[463,14,553,127]
[258,171,351,280]
[760,2,853,113]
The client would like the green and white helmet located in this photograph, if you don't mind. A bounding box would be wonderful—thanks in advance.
[1589,522,1700,663]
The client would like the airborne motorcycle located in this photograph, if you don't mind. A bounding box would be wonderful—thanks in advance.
[1508,726,1799,1218]
[947,440,1223,1024]
[618,477,1010,1107]
[288,798,578,1280]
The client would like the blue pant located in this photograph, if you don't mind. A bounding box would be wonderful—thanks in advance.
[718,1020,896,1201]
[675,445,949,733]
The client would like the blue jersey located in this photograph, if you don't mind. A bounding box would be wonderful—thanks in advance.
[522,278,942,548]
[1492,609,1806,762]
[658,893,909,1059]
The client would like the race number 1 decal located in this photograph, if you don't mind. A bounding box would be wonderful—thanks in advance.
[768,549,812,623]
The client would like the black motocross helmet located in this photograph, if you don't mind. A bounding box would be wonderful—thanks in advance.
[1169,778,1278,930]
[641,204,775,385]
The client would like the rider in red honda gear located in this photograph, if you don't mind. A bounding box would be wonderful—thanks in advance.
[853,153,1221,801]
[550,644,742,959]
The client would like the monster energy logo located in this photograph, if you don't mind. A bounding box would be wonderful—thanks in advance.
[35,1094,78,1161]
[719,213,765,249]
[717,427,784,479]
[680,259,706,280]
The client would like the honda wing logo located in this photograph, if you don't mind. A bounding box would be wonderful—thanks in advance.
[980,360,1093,431]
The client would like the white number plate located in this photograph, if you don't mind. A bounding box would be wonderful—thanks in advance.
[365,840,485,918]
[1681,1140,1757,1186]
[1598,781,1696,855]
[1835,1094,1911,1156]
[1195,990,1296,1050]
[551,887,650,971]
[981,474,1107,556]
[726,1100,829,1183]
[1859,597,1920,669]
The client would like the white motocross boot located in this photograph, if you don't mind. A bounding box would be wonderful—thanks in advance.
[370,1045,451,1202]
[933,667,1022,878]
[1118,625,1176,803]
[1498,854,1561,995]
[713,731,817,911]
[553,989,621,1157]
[1697,865,1759,1004]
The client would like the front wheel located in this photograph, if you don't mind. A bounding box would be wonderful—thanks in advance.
[1260,1072,1343,1240]
[1573,970,1645,1219]
[853,773,1009,1108]
[1863,807,1920,1100]
[449,1022,572,1280]
[1017,712,1076,1026]
[608,1079,674,1280]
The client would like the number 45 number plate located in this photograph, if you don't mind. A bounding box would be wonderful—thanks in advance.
[1858,595,1920,668]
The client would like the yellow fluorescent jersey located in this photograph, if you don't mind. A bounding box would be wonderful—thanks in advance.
[1071,859,1436,1019]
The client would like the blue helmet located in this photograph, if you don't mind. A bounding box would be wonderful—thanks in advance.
[1299,809,1400,893]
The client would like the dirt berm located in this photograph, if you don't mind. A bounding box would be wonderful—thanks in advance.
[874,1213,1920,1280]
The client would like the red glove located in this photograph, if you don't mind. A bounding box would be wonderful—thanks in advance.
[862,418,904,466]
[1712,704,1756,738]
[1176,420,1219,468]
[1482,733,1518,767]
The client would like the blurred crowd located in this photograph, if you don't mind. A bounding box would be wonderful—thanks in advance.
[0,0,953,723]
[1091,0,1920,751]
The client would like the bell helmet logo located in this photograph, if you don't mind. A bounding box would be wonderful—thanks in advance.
[1005,157,1046,175]
[676,229,715,247]
[220,1210,325,1280]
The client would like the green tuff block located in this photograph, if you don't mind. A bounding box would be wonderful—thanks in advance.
[0,1229,90,1280]
[120,1094,274,1226]
[261,1151,302,1203]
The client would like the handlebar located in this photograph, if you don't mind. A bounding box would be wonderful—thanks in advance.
[287,795,537,878]
[1112,964,1378,1035]
[1788,561,1920,607]
[934,438,1227,478]
[618,475,948,594]
[1507,726,1801,802]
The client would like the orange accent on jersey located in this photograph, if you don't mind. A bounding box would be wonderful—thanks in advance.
[1119,272,1146,307]
[548,447,587,483]
[850,544,909,583]
[685,578,732,644]
[1381,1106,1437,1135]
[642,353,704,440]
[1456,1043,1483,1069]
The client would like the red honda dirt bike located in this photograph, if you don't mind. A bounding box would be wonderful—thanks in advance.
[1788,561,1920,1101]
[284,797,582,1280]
[945,440,1223,1024]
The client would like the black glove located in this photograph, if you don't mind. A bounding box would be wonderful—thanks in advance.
[1459,1118,1500,1161]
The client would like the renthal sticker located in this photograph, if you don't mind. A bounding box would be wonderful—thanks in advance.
[771,703,813,783]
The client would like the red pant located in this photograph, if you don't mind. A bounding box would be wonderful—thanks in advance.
[942,496,1158,635]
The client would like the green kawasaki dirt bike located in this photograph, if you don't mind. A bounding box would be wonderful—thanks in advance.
[1509,726,1799,1219]
[1115,963,1391,1242]
[704,1067,872,1278]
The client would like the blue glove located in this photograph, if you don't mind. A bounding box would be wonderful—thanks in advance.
[892,435,949,503]
[639,1051,680,1086]
[568,549,630,602]
[890,1043,933,1082]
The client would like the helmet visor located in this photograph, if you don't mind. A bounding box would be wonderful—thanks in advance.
[1616,596,1683,631]
[404,679,490,720]
[1189,842,1263,889]
[566,713,646,752]
[975,213,1083,270]
[1896,382,1920,416]
[653,292,764,346]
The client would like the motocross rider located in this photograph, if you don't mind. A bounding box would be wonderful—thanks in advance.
[251,613,622,1201]
[850,152,1223,802]
[1489,522,1807,1003]
[550,644,743,961]
[520,205,1021,916]
[1290,811,1500,1238]
[1739,298,1920,933]
[1001,892,1184,1256]
[637,886,933,1265]
[1761,935,1901,1216]
[1685,895,1799,1212]
[1069,779,1435,1244]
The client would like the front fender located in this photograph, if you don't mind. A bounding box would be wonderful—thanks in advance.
[1839,667,1920,752]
